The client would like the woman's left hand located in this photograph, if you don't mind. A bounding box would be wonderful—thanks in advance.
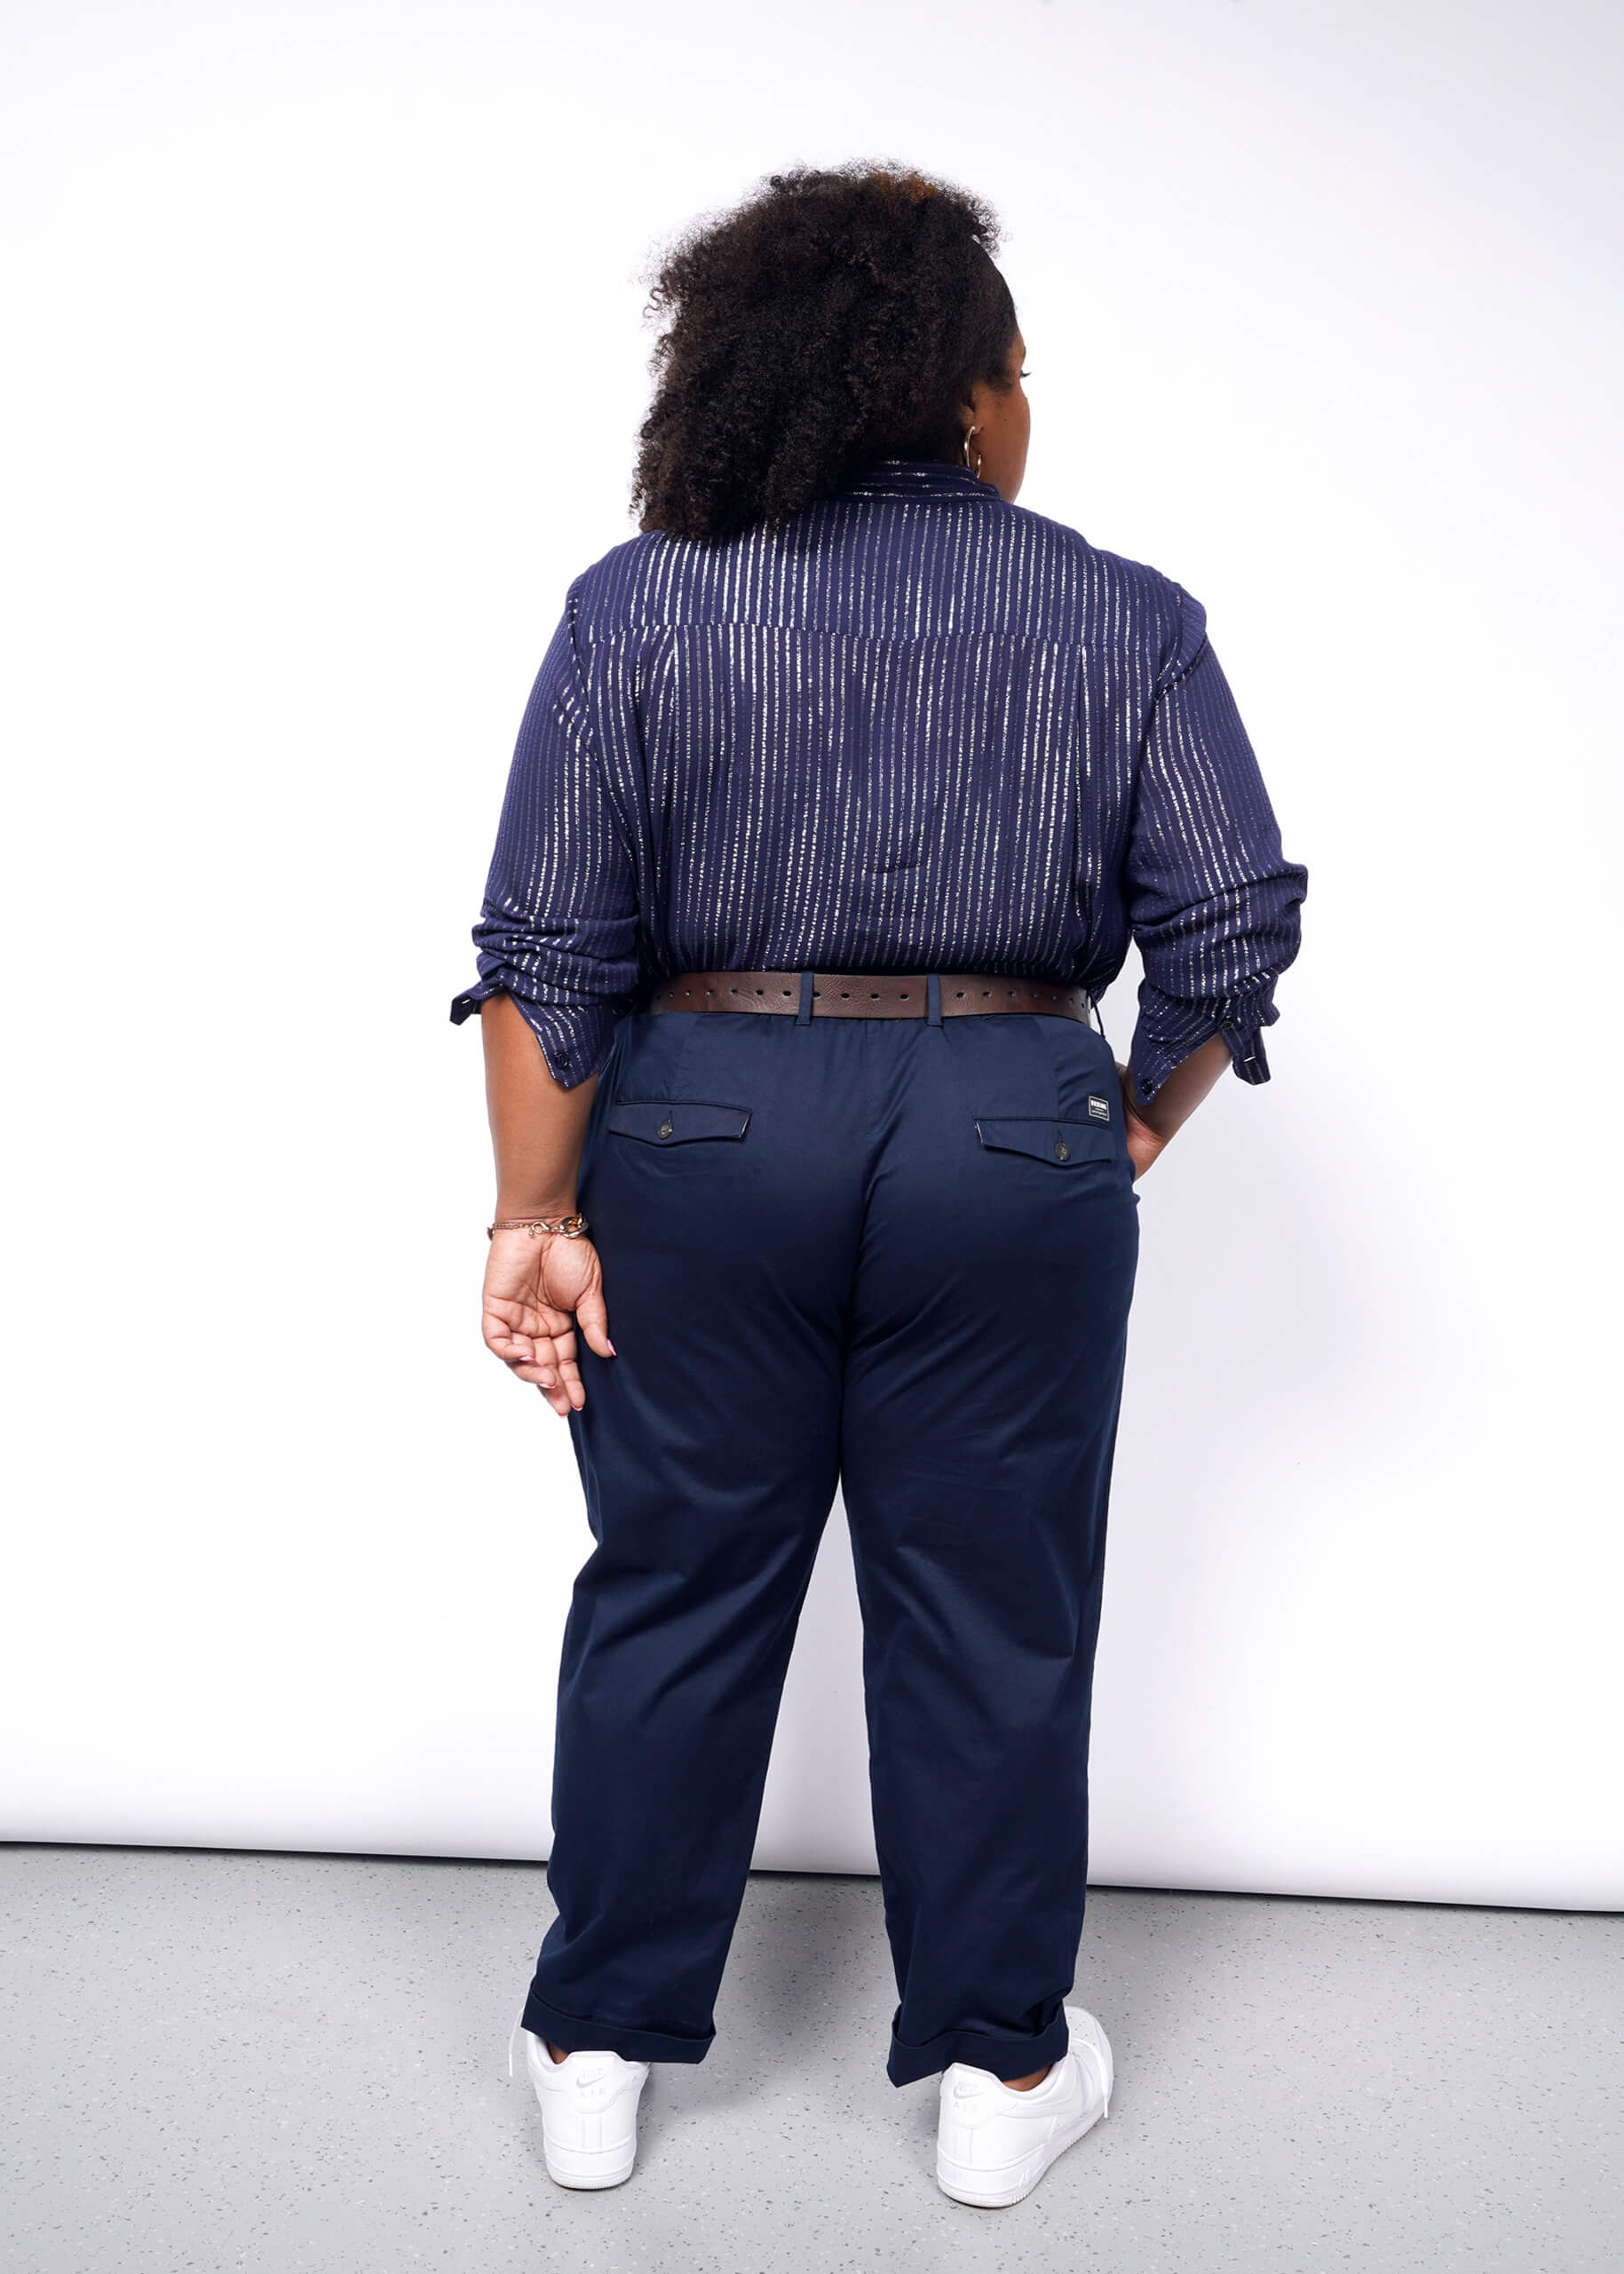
[1114,1034,1234,1178]
[481,1230,615,1418]
[1116,1060,1169,1182]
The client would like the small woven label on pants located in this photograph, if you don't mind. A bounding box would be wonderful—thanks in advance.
[1088,1094,1111,1122]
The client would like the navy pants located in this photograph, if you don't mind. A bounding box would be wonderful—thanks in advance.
[522,978,1140,2088]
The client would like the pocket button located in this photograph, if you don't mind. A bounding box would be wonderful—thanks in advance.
[1055,1137,1070,1161]
[657,1115,674,1138]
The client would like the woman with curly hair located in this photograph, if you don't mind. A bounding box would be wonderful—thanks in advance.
[452,160,1306,2206]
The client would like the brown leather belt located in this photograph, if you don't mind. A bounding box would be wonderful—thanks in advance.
[648,968,1095,1025]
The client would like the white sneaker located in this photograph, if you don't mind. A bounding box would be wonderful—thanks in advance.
[507,2009,651,2189]
[936,2004,1113,2207]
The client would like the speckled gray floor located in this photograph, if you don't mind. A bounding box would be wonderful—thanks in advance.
[0,1848,1619,2271]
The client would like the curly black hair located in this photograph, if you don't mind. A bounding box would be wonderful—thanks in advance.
[631,162,1018,542]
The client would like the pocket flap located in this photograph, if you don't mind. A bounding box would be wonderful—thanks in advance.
[607,1100,752,1144]
[974,1116,1117,1165]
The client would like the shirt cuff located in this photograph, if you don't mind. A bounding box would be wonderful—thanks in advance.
[448,979,619,1090]
[1127,986,1280,1109]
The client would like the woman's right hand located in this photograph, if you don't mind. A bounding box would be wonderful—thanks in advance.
[481,1228,615,1418]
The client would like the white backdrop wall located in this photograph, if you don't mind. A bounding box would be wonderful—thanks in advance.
[4,0,1620,1907]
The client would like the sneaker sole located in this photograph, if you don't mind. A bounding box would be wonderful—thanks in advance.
[544,2143,638,2190]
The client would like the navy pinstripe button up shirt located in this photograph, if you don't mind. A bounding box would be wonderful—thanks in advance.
[450,457,1307,1109]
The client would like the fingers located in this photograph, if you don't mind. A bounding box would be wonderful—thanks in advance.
[481,1280,616,1418]
[1126,1131,1167,1181]
[519,1358,576,1416]
[551,1356,587,1414]
[483,1320,537,1367]
[492,1319,587,1419]
[573,1281,616,1360]
[503,1336,575,1416]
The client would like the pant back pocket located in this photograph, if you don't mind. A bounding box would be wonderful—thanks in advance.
[607,1100,752,1144]
[972,1117,1116,1167]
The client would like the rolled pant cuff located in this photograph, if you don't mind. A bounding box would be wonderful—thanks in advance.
[886,2008,1073,2088]
[521,1991,715,2067]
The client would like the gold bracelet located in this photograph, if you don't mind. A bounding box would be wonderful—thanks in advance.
[487,1213,590,1240]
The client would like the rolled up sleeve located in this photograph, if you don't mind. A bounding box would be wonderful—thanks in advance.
[448,581,640,1089]
[1124,584,1308,1109]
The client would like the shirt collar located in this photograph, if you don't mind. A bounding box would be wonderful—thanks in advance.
[834,456,1002,503]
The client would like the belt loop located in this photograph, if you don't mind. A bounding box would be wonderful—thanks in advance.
[926,971,942,1026]
[796,967,815,1025]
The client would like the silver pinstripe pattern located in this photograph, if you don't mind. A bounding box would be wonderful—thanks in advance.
[451,459,1307,1106]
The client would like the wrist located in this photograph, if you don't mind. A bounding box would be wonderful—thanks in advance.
[487,1204,589,1242]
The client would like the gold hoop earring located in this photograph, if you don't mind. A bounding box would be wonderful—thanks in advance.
[962,424,983,478]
